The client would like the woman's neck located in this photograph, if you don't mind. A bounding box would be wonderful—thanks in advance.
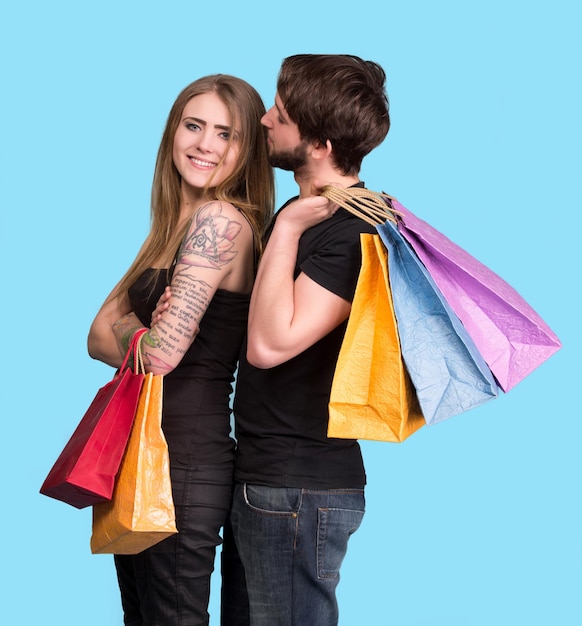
[179,185,215,221]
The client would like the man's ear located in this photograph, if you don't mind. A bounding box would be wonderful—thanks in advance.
[310,139,333,161]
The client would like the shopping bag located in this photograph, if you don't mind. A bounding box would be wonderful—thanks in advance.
[376,219,499,425]
[329,234,425,442]
[40,330,147,508]
[91,370,178,554]
[392,199,562,391]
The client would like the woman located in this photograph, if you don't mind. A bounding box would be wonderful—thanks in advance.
[88,75,274,625]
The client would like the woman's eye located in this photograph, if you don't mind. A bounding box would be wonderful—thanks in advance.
[219,131,230,140]
[186,122,200,131]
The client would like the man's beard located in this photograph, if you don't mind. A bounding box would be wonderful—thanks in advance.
[268,141,309,172]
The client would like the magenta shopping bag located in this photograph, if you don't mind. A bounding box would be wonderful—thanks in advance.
[393,199,561,392]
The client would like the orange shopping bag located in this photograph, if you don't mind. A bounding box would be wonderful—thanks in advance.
[328,233,425,442]
[91,369,178,554]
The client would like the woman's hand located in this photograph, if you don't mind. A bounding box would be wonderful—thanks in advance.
[151,285,172,327]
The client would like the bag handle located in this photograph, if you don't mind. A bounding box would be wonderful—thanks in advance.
[118,328,149,375]
[319,186,400,226]
[134,330,148,375]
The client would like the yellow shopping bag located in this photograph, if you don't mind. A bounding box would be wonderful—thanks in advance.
[328,233,425,442]
[91,371,178,554]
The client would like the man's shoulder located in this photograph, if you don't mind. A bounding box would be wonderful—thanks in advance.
[320,208,377,239]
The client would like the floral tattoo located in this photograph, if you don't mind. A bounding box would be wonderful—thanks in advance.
[177,203,242,270]
[133,203,243,373]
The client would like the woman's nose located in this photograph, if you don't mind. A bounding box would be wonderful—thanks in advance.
[196,130,213,152]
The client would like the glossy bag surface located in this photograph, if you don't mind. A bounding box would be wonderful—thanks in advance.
[377,220,499,426]
[329,234,425,442]
[40,331,147,509]
[393,199,562,392]
[91,372,178,554]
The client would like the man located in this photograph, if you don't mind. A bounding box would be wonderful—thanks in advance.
[230,54,390,626]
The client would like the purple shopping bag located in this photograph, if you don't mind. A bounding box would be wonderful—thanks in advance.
[393,199,561,392]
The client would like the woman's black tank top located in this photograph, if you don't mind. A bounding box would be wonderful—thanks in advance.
[128,269,249,464]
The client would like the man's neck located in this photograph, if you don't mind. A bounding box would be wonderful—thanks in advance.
[294,169,360,198]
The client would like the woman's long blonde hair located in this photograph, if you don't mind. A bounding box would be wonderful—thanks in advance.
[113,75,275,300]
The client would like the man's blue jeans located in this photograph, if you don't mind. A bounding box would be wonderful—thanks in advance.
[230,483,365,626]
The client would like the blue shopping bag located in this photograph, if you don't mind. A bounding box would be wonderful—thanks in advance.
[376,220,499,426]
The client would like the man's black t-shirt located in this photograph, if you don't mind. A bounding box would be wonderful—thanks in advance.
[233,189,376,489]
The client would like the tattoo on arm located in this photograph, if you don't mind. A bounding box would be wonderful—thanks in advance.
[112,314,144,354]
[141,276,208,368]
[177,202,243,269]
[139,345,175,375]
[141,203,243,371]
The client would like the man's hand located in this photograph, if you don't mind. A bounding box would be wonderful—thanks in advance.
[275,195,338,237]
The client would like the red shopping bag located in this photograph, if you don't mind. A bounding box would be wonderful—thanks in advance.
[40,330,147,508]
[91,371,178,554]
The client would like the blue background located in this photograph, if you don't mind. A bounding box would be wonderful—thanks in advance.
[1,1,579,624]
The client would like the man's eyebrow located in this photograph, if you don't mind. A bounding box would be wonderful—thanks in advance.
[274,103,287,121]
